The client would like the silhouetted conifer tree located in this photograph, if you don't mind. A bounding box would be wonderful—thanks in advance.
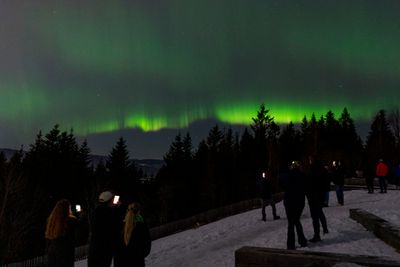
[107,137,138,198]
[338,108,363,172]
[279,122,301,169]
[321,110,341,161]
[251,104,273,173]
[182,133,193,162]
[1,149,43,263]
[365,110,396,170]
[388,108,400,161]
[218,128,236,205]
[238,128,256,199]
[156,132,196,221]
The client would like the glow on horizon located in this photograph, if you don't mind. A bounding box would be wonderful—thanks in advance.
[69,102,371,135]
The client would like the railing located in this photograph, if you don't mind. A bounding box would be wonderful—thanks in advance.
[2,245,88,267]
[2,195,282,267]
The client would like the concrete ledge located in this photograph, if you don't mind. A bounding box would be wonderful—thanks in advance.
[350,209,400,252]
[235,246,400,267]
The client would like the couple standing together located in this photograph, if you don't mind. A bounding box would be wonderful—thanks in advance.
[260,156,329,250]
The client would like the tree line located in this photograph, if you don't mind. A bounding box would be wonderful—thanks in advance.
[0,105,399,263]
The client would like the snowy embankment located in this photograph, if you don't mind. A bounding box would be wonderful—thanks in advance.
[76,190,400,267]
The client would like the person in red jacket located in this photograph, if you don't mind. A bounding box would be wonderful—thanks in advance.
[376,159,389,193]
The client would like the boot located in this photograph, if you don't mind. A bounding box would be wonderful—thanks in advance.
[309,236,322,243]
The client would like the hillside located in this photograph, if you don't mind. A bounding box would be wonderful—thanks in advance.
[77,190,400,266]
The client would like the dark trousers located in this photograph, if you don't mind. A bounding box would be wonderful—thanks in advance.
[309,204,328,238]
[335,185,344,205]
[366,177,374,193]
[87,244,114,267]
[396,176,400,189]
[378,176,387,193]
[260,198,277,219]
[285,204,307,249]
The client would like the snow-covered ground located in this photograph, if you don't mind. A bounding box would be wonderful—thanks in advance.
[76,190,400,267]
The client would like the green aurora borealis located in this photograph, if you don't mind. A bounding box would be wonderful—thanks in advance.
[1,0,400,157]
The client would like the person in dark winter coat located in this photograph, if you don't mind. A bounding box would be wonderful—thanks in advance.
[281,161,308,250]
[365,170,375,194]
[257,171,280,221]
[45,199,78,267]
[306,155,329,243]
[332,160,345,205]
[114,202,151,267]
[88,191,122,267]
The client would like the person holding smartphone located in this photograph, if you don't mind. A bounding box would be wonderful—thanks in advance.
[88,191,122,267]
[45,199,78,267]
[257,171,280,221]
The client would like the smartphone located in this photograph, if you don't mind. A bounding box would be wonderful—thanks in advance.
[75,205,81,212]
[113,195,120,205]
[262,172,266,178]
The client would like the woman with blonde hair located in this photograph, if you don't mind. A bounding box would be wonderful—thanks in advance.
[45,199,78,267]
[115,202,151,267]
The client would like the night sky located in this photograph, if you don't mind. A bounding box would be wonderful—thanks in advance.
[1,0,400,159]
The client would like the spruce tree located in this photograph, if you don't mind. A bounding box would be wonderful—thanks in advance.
[107,137,137,196]
[388,108,400,161]
[251,104,274,172]
[365,109,396,172]
[279,122,301,169]
[338,108,363,171]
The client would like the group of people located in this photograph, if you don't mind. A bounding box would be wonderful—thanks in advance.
[260,155,344,250]
[44,157,400,265]
[365,159,400,193]
[45,191,151,267]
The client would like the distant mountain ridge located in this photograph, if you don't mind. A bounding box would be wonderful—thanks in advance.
[0,148,164,177]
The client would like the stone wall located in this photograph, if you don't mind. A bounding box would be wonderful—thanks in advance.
[350,209,400,252]
[235,246,400,267]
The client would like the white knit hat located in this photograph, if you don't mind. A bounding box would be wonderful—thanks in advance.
[98,191,114,203]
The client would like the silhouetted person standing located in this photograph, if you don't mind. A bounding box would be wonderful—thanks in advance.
[281,161,308,250]
[258,171,280,221]
[306,155,329,243]
[376,159,389,193]
[88,191,121,267]
[115,202,151,267]
[45,199,78,267]
[332,160,345,205]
